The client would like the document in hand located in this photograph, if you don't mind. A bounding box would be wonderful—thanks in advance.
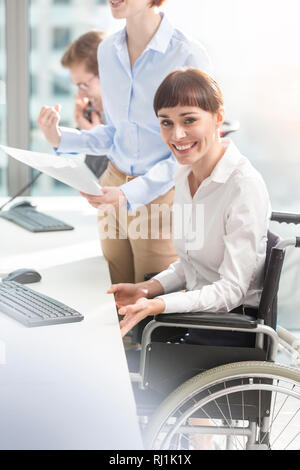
[0,145,103,196]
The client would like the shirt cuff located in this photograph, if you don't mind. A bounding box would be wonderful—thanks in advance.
[57,127,82,154]
[120,177,174,213]
[157,292,189,314]
[153,269,185,295]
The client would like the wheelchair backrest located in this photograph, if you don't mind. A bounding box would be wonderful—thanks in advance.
[258,230,284,329]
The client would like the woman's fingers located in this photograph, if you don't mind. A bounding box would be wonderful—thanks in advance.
[120,310,147,338]
[118,297,149,315]
[118,303,139,316]
[107,284,136,309]
[118,298,162,337]
[120,316,137,338]
[38,106,60,128]
[80,193,113,211]
[81,194,106,205]
[107,285,118,294]
[49,114,59,127]
[80,188,125,213]
[38,106,50,120]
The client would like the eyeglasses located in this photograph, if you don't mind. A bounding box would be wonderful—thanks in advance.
[76,75,98,90]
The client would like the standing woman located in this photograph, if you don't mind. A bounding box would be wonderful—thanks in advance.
[37,0,212,284]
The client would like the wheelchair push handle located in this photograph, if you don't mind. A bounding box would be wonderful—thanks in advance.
[271,211,300,225]
[275,237,300,250]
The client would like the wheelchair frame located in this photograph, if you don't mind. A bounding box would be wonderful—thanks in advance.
[129,211,300,450]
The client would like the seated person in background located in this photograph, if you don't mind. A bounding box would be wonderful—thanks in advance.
[61,30,109,178]
[108,68,271,345]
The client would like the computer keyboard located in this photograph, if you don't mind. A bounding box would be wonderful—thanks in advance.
[0,281,84,327]
[0,206,74,232]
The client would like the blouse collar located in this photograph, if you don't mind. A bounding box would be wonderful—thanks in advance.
[174,139,244,185]
[113,13,174,54]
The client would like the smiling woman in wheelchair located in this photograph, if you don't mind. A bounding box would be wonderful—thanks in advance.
[108,68,271,348]
[107,68,300,451]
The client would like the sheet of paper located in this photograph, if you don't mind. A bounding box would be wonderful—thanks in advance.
[0,145,103,196]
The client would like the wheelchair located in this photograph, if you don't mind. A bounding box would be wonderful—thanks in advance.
[128,210,300,450]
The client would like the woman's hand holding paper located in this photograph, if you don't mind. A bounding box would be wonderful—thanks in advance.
[80,186,127,214]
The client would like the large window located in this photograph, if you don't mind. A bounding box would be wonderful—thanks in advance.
[0,0,7,196]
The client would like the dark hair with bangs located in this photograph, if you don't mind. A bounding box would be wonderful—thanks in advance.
[153,68,224,116]
[149,0,167,6]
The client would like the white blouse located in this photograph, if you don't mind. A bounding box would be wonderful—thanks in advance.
[154,139,271,314]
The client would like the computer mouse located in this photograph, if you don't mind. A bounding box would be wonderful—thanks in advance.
[9,200,36,210]
[2,268,42,284]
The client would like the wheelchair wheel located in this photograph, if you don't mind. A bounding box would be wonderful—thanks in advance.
[144,361,300,450]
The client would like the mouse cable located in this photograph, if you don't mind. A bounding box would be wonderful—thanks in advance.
[0,171,42,212]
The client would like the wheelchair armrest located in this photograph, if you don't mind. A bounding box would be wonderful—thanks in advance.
[271,211,300,225]
[154,312,258,329]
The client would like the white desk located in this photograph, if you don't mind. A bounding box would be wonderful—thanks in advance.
[0,197,143,450]
[0,197,102,276]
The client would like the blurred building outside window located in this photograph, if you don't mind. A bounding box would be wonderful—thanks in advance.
[0,0,7,196]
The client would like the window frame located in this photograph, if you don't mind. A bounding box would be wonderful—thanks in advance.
[5,0,30,196]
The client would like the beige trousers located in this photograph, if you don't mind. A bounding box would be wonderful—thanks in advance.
[98,162,178,284]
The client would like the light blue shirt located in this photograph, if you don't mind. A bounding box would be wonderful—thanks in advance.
[58,14,212,211]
